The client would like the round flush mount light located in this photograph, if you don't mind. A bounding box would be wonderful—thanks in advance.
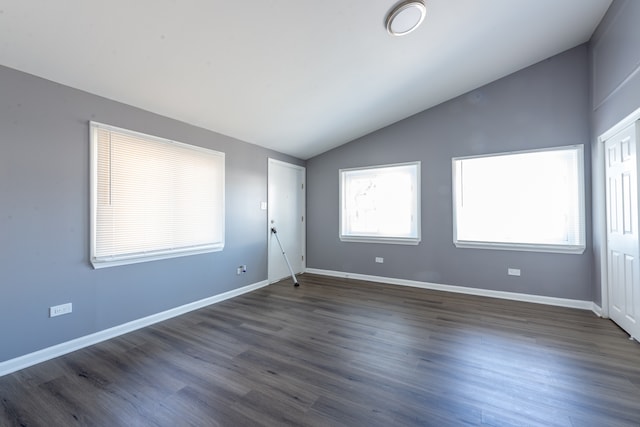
[386,0,427,36]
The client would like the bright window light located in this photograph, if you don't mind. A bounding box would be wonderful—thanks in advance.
[453,145,585,254]
[340,162,420,245]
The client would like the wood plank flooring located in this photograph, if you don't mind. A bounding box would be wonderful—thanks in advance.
[1,273,639,426]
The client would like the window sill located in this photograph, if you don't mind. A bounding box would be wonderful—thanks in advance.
[91,244,224,269]
[453,240,585,254]
[340,235,421,245]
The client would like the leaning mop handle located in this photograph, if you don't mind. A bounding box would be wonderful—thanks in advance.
[271,227,285,255]
[271,227,300,287]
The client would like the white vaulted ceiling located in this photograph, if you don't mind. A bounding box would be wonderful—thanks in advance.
[0,1,612,159]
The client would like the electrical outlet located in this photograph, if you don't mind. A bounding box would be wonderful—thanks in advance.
[375,257,384,263]
[236,266,243,275]
[50,303,72,318]
[507,268,521,276]
[242,265,247,273]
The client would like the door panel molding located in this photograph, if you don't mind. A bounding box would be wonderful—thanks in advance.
[598,107,640,322]
[601,118,640,341]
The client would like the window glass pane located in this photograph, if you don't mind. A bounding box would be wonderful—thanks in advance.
[453,146,584,253]
[340,162,420,245]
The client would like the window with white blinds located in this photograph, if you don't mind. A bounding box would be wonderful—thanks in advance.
[452,145,585,254]
[90,122,225,268]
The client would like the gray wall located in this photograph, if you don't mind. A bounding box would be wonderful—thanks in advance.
[307,45,593,301]
[590,0,640,306]
[0,65,302,362]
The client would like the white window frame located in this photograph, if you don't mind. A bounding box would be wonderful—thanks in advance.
[90,122,225,268]
[452,145,585,254]
[339,161,421,245]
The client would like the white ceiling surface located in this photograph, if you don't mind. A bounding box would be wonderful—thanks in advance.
[0,1,611,159]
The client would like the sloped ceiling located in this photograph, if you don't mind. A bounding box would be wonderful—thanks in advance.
[0,0,612,159]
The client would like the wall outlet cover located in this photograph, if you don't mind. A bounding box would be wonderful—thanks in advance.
[50,303,73,318]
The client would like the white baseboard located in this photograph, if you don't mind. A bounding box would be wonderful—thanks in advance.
[0,280,269,378]
[591,303,603,317]
[305,268,594,311]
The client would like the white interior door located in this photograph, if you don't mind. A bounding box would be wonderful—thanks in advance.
[605,121,640,341]
[268,159,305,283]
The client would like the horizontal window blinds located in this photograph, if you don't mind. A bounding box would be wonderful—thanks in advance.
[91,122,224,268]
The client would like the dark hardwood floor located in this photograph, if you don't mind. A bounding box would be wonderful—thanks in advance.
[1,274,639,426]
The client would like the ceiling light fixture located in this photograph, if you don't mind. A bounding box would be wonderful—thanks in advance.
[386,1,427,36]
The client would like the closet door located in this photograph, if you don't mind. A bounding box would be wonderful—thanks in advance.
[605,121,640,341]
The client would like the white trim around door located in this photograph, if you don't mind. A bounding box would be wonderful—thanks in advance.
[597,106,640,324]
[267,159,306,284]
